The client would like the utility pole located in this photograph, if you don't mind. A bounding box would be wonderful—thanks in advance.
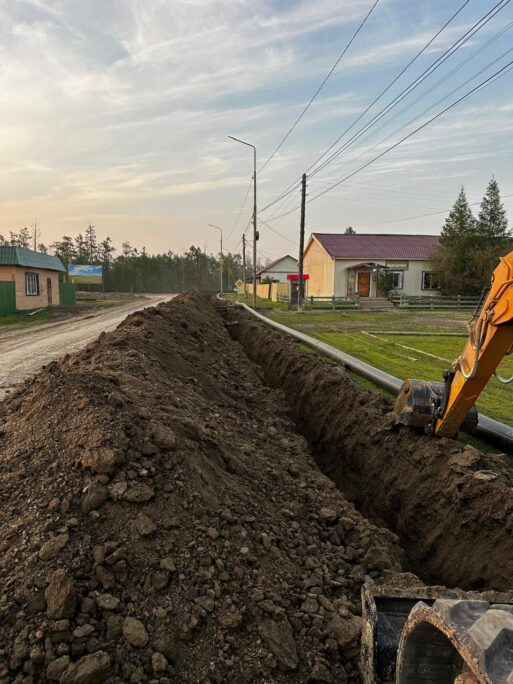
[228,136,257,308]
[297,173,307,313]
[242,234,247,298]
[208,224,223,293]
[252,157,257,310]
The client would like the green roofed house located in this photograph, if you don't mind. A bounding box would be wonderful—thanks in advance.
[0,246,67,313]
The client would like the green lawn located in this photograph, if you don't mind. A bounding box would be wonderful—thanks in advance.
[269,309,513,427]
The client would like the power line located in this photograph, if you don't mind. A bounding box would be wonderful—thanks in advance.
[259,0,506,214]
[245,240,282,261]
[225,177,253,243]
[309,0,511,179]
[259,218,299,246]
[310,44,513,194]
[258,0,381,174]
[268,57,513,221]
[307,58,513,203]
[351,193,513,228]
[356,19,513,153]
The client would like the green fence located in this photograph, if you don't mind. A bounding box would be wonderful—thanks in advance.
[59,282,76,305]
[0,281,16,315]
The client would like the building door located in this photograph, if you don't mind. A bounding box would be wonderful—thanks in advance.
[357,271,370,297]
[47,278,52,305]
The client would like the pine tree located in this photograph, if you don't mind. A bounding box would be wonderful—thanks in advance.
[477,177,509,244]
[99,237,115,266]
[85,224,98,262]
[74,233,88,263]
[10,228,31,248]
[50,236,76,264]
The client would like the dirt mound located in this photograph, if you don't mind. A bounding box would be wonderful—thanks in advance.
[227,306,513,593]
[0,292,403,683]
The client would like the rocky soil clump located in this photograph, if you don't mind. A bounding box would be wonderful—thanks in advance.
[0,292,403,683]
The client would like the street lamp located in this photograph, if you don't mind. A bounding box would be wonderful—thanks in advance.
[208,224,223,293]
[228,135,257,309]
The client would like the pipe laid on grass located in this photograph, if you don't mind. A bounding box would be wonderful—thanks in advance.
[237,303,513,452]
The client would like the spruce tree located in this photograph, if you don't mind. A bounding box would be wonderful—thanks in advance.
[477,176,509,244]
[432,179,512,295]
[440,187,475,243]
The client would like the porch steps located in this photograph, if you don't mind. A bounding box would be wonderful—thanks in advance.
[358,297,396,312]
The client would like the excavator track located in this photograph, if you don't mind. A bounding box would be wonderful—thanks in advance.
[397,599,513,683]
[361,583,513,684]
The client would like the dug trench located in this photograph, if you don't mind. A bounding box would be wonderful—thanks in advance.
[224,301,513,593]
[0,291,407,683]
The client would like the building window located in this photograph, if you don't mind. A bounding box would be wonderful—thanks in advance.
[422,271,439,290]
[391,271,404,290]
[25,273,40,296]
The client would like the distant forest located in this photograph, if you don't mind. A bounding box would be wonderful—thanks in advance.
[1,225,251,293]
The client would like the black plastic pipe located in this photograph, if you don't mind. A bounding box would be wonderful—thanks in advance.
[238,303,513,452]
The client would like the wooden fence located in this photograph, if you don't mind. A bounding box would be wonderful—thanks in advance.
[303,296,360,310]
[245,282,289,302]
[389,293,480,309]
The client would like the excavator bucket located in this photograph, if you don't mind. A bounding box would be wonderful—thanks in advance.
[393,379,478,434]
[393,379,444,430]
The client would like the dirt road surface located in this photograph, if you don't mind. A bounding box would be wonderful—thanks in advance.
[0,295,172,398]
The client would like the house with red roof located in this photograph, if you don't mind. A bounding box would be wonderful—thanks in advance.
[255,254,298,283]
[303,233,440,299]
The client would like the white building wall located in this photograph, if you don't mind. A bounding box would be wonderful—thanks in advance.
[260,256,298,283]
[333,258,439,297]
[402,261,439,296]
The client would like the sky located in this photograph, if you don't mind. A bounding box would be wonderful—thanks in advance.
[0,0,512,262]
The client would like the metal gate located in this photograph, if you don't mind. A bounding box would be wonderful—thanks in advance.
[0,281,16,315]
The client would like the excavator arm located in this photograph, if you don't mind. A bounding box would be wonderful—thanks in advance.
[394,251,513,437]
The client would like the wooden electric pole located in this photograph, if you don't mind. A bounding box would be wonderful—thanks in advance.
[297,173,307,313]
[242,234,247,298]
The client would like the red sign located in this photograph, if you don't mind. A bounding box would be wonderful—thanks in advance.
[287,274,309,280]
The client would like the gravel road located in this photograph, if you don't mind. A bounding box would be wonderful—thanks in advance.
[0,295,172,398]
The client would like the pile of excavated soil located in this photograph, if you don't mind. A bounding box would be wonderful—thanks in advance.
[227,306,513,593]
[0,292,404,684]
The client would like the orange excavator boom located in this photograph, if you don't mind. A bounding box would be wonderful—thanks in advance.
[394,251,513,437]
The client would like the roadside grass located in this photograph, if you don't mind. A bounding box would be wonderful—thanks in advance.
[0,309,53,327]
[222,293,288,309]
[270,310,513,427]
[0,300,128,330]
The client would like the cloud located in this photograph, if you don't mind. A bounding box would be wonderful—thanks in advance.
[0,0,511,251]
